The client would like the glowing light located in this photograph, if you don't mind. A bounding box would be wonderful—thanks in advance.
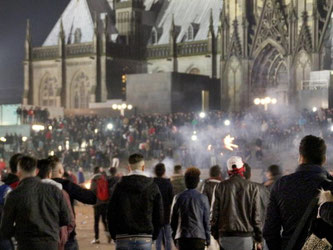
[32,124,45,132]
[48,126,53,130]
[271,98,277,104]
[84,180,91,189]
[107,123,114,130]
[191,135,198,141]
[312,107,318,112]
[94,129,98,134]
[265,97,272,104]
[223,134,239,151]
[330,125,333,132]
[50,151,55,156]
[199,112,206,118]
[224,120,231,126]
[58,145,63,151]
[207,145,212,151]
[65,140,69,150]
[81,141,87,149]
[260,99,266,105]
[128,104,133,110]
[254,98,261,105]
[112,104,118,110]
[122,103,127,109]
[117,105,122,110]
[22,136,28,142]
[0,137,6,142]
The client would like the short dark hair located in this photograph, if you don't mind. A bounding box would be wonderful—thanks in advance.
[299,135,326,165]
[109,167,117,176]
[37,159,52,179]
[128,154,144,164]
[9,153,23,173]
[185,167,201,189]
[174,165,182,174]
[47,156,61,171]
[93,166,100,174]
[267,165,281,177]
[154,163,166,177]
[209,165,221,178]
[243,163,251,180]
[18,156,37,174]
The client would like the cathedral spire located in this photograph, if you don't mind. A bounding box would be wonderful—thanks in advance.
[25,19,31,43]
[59,18,65,41]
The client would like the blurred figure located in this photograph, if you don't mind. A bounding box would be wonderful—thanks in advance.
[0,170,13,250]
[90,166,110,244]
[0,156,70,250]
[107,167,120,195]
[171,167,210,250]
[153,163,174,250]
[170,165,186,195]
[2,153,23,189]
[264,135,333,249]
[263,164,282,191]
[211,156,262,250]
[77,167,85,184]
[200,165,222,250]
[108,154,163,250]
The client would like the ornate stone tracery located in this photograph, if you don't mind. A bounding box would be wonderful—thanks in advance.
[39,73,58,107]
[70,71,90,109]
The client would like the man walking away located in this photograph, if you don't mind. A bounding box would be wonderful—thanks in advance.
[107,167,120,195]
[49,156,96,250]
[170,165,186,195]
[211,156,262,250]
[200,165,222,250]
[90,166,110,244]
[171,167,210,250]
[263,135,333,250]
[153,163,174,250]
[108,153,163,250]
[0,156,70,250]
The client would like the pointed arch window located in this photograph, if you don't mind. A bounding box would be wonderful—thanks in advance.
[188,25,194,41]
[151,28,158,44]
[40,74,58,107]
[71,72,90,109]
[74,28,82,43]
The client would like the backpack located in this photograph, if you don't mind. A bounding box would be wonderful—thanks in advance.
[97,175,109,201]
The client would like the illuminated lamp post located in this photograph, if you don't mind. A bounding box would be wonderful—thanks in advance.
[254,97,277,111]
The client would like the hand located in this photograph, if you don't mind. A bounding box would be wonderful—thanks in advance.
[256,242,263,250]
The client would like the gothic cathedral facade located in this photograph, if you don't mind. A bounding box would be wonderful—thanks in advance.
[23,0,333,111]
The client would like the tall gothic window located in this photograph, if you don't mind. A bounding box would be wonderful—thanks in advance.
[40,73,58,107]
[151,28,157,44]
[188,25,194,41]
[74,28,82,43]
[71,72,90,109]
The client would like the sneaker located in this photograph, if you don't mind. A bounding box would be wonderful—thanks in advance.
[91,239,100,244]
[105,232,112,244]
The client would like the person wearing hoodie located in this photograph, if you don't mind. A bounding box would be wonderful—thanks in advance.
[170,165,186,195]
[2,153,23,189]
[37,159,75,250]
[107,153,164,250]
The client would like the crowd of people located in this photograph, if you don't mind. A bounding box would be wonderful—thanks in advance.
[2,107,333,176]
[0,134,332,250]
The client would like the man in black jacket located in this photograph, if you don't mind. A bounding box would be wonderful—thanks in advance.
[2,153,22,189]
[49,156,96,250]
[211,156,262,250]
[107,153,163,250]
[153,163,174,250]
[0,156,71,250]
[263,135,333,250]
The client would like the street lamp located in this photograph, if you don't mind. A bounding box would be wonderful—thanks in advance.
[224,120,231,126]
[312,107,318,112]
[254,97,277,111]
[199,112,206,119]
[22,136,28,142]
[107,123,114,130]
[112,103,133,116]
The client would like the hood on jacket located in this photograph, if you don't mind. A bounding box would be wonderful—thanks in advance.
[42,179,63,190]
[118,175,154,194]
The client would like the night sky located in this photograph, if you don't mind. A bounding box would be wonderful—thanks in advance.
[0,0,70,104]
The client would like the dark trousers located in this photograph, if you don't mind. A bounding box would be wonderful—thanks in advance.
[94,203,108,240]
[0,239,13,250]
[18,241,57,250]
[65,237,79,250]
[178,238,206,250]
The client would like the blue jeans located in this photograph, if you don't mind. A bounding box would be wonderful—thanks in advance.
[156,225,172,250]
[116,238,152,250]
